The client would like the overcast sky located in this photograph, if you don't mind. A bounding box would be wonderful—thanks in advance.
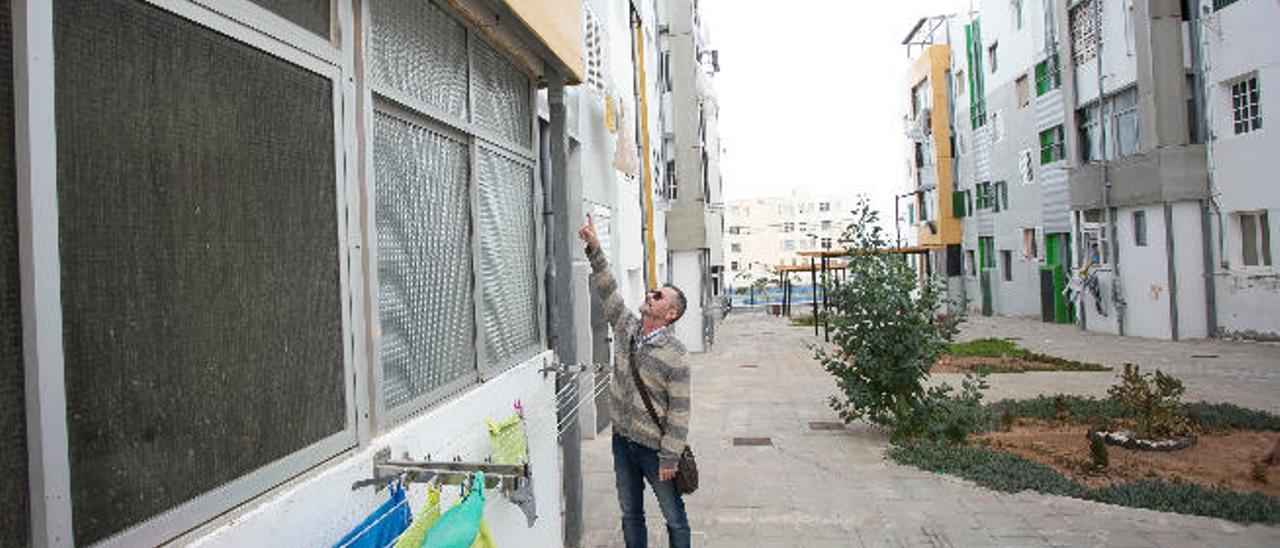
[702,0,968,217]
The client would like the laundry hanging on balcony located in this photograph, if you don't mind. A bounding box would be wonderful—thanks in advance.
[332,479,412,548]
[488,412,537,527]
[422,473,493,548]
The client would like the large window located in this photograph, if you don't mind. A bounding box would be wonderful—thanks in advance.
[370,0,539,419]
[1230,75,1262,135]
[54,1,346,542]
[14,0,551,544]
[0,4,27,544]
[1078,87,1140,162]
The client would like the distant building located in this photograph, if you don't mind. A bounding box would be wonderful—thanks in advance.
[723,189,856,287]
[900,0,1279,340]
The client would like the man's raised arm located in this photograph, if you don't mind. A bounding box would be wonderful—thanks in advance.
[579,215,637,334]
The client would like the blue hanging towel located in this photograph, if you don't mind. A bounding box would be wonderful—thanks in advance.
[421,473,487,548]
[333,481,412,548]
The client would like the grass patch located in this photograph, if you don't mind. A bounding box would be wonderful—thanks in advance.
[888,441,1280,524]
[982,395,1280,433]
[943,338,1110,373]
[789,312,826,327]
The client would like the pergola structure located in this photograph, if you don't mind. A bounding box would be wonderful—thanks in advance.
[785,246,941,341]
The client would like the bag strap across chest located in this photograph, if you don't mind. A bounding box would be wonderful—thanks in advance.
[628,335,664,434]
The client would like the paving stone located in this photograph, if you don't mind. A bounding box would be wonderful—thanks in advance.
[580,312,1280,546]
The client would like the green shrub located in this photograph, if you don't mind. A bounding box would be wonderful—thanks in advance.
[1091,480,1280,524]
[1187,402,1280,432]
[1088,435,1109,470]
[1108,364,1194,438]
[887,441,1280,524]
[982,395,1280,433]
[814,197,981,442]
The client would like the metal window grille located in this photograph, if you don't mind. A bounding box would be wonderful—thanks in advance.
[471,37,532,148]
[54,1,345,542]
[250,0,330,38]
[1069,0,1097,65]
[1231,76,1262,135]
[374,111,476,412]
[584,8,605,92]
[475,148,540,377]
[370,0,470,122]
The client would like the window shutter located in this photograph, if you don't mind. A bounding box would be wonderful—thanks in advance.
[952,191,966,218]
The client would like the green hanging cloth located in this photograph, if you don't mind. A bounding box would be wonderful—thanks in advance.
[421,473,487,548]
[394,483,443,548]
[486,415,528,465]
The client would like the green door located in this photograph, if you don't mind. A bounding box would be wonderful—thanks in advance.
[979,236,994,316]
[1043,233,1074,323]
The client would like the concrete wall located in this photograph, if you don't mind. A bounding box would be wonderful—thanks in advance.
[184,354,562,547]
[670,251,705,352]
[1072,0,1140,106]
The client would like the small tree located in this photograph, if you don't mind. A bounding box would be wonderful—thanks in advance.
[1107,364,1194,439]
[815,197,984,442]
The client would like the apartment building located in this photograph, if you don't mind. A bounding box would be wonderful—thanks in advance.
[723,190,855,286]
[660,0,725,353]
[904,0,1277,340]
[1199,0,1279,337]
[0,0,660,545]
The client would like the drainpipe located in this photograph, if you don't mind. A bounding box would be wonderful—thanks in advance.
[1094,0,1125,336]
[546,74,583,548]
[633,13,658,291]
[1193,0,1223,335]
[1164,203,1179,340]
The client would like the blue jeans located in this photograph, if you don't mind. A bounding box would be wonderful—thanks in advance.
[612,432,690,548]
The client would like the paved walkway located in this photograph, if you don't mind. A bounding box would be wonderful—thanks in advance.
[581,312,1280,547]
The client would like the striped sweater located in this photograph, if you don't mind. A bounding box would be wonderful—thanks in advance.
[587,244,691,468]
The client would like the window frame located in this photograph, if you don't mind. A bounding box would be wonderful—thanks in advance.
[1039,125,1065,164]
[19,0,555,544]
[364,7,542,428]
[1238,211,1273,268]
[1133,210,1148,247]
[1229,74,1262,135]
[1035,54,1061,96]
[19,1,367,545]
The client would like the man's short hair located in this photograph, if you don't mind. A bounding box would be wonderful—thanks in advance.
[663,283,687,324]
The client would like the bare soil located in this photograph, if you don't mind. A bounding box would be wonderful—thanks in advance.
[976,420,1280,498]
[932,355,1068,373]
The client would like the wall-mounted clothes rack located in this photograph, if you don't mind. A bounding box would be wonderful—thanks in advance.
[352,447,529,492]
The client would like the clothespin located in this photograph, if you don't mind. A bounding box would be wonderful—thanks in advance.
[514,399,524,419]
